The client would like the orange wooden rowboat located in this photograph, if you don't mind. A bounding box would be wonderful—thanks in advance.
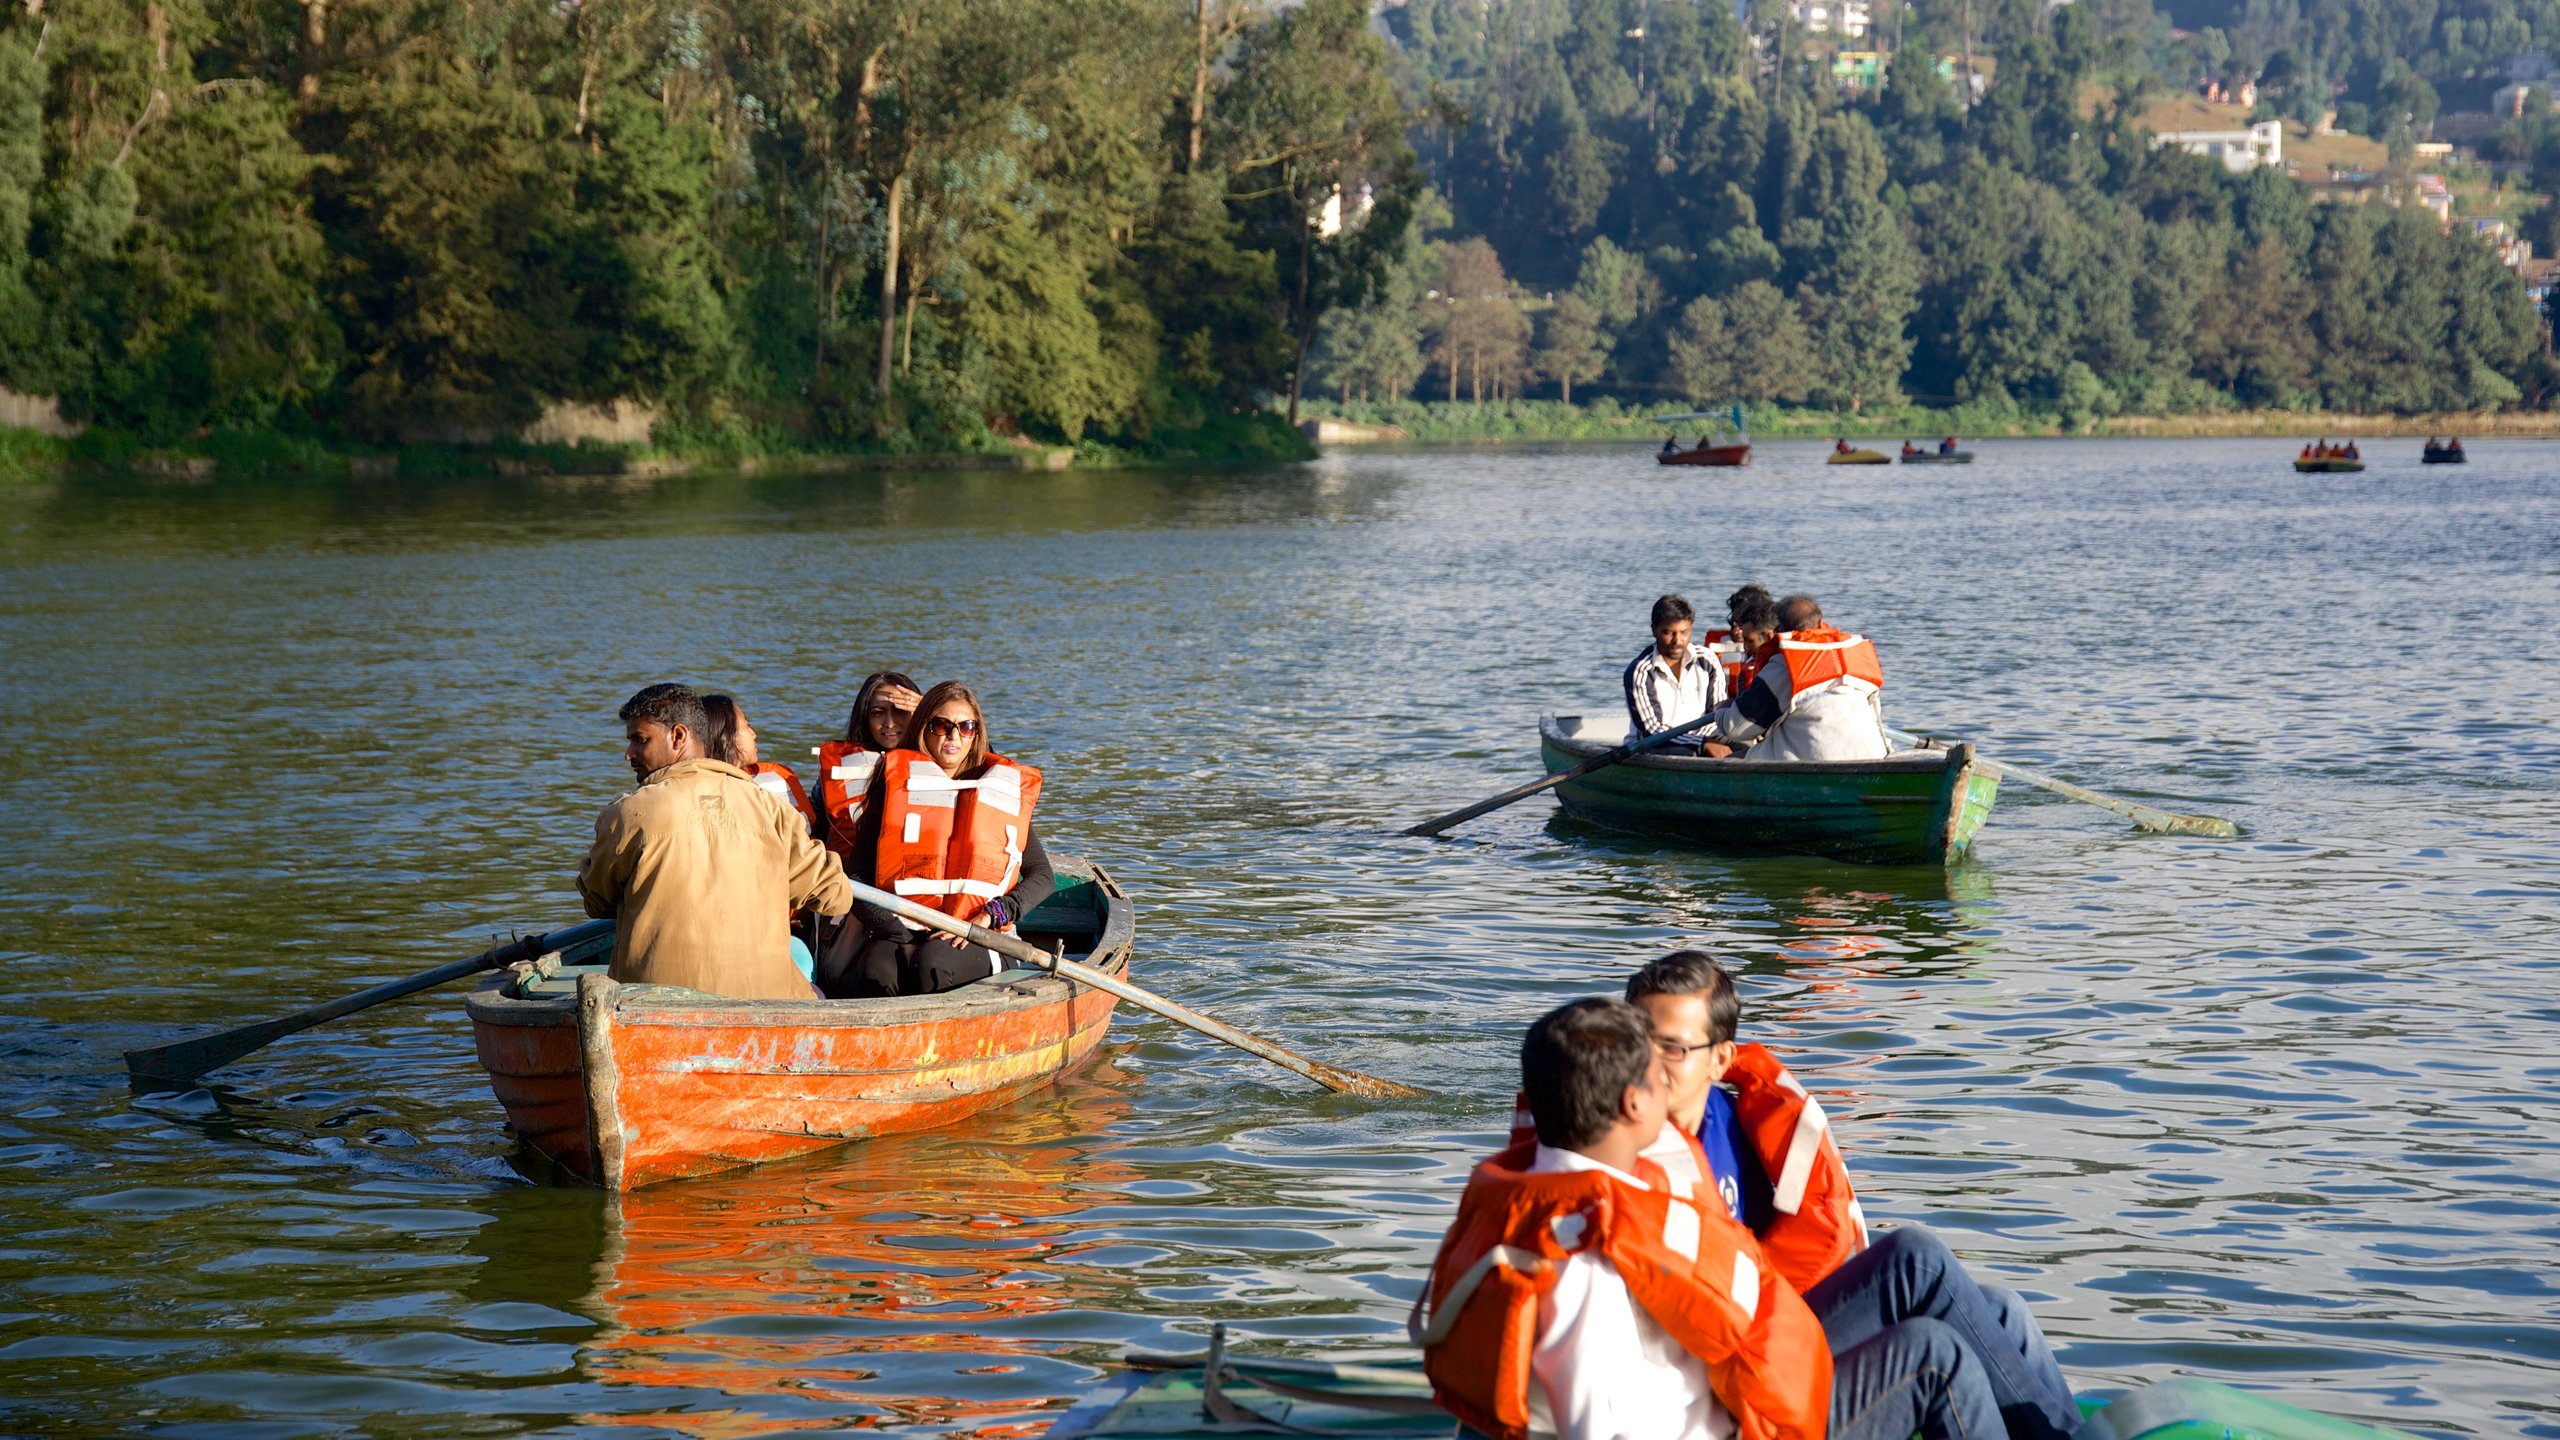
[463,856,1135,1189]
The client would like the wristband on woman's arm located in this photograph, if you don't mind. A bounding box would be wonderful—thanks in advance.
[982,897,1011,930]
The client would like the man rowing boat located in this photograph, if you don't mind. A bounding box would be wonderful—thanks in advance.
[578,683,853,1000]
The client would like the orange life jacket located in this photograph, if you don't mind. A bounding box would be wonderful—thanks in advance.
[1735,637,1782,695]
[872,749,1042,930]
[1773,627,1882,704]
[815,740,882,859]
[744,761,817,832]
[1410,1138,1831,1440]
[1503,1055,1868,1295]
[1723,1045,1870,1295]
[1702,627,1748,693]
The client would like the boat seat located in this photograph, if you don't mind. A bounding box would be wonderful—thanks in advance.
[1549,712,1626,743]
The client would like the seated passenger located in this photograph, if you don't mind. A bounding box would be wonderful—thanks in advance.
[1940,436,1958,455]
[817,681,1056,998]
[1707,583,1774,696]
[1707,593,1890,763]
[701,693,818,832]
[577,684,850,1001]
[1623,951,1868,1293]
[1623,593,1729,751]
[1416,997,2081,1440]
[814,670,921,859]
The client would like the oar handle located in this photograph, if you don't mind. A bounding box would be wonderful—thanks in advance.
[839,878,1427,1100]
[1886,726,2239,838]
[1407,710,1719,837]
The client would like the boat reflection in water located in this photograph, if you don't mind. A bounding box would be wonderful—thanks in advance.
[571,1066,1144,1438]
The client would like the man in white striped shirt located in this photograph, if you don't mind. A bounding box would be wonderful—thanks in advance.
[1624,593,1730,749]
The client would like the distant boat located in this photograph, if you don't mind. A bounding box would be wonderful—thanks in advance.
[1900,443,1973,465]
[1653,406,1751,467]
[2421,440,2466,464]
[2294,452,2364,473]
[1827,444,1890,465]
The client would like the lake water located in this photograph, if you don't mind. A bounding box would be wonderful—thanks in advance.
[1,438,2554,1437]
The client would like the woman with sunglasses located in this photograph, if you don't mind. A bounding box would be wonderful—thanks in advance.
[814,670,923,859]
[816,680,1055,997]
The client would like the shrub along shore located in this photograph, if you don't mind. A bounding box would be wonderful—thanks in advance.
[0,413,1318,486]
[13,399,2553,485]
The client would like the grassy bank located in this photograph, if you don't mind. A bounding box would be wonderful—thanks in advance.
[0,412,1314,484]
[1303,398,2560,444]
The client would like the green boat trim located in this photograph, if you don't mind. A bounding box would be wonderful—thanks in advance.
[1539,714,1999,866]
[1045,1349,2424,1440]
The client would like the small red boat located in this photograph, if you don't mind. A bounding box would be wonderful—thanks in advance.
[1653,407,1752,467]
[464,857,1134,1188]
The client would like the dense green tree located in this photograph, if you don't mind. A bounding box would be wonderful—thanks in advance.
[1669,280,1817,404]
[1216,0,1419,423]
[1796,197,1918,413]
[1532,293,1608,404]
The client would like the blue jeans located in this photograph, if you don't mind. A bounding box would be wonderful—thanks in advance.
[1809,1227,2080,1440]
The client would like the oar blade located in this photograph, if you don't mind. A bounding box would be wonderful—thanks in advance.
[125,1016,309,1090]
[1304,1062,1431,1099]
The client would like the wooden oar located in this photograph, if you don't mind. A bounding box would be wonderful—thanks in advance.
[1406,710,1719,838]
[1887,726,2239,838]
[123,921,613,1089]
[842,877,1427,1100]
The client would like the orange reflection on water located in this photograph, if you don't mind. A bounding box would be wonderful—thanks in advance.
[578,1065,1141,1438]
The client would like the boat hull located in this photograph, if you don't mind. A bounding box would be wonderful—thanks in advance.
[1657,443,1751,467]
[1539,716,1996,865]
[1900,452,1972,464]
[1827,448,1890,465]
[2294,458,2364,472]
[1048,1357,2420,1440]
[465,859,1134,1188]
[2420,451,2464,464]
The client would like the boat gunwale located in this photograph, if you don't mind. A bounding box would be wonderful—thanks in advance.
[461,856,1133,1031]
[1538,714,1955,778]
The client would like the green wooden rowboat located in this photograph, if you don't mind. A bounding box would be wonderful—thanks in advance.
[1539,714,1998,865]
[1046,1346,2419,1439]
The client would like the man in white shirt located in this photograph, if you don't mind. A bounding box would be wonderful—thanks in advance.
[1624,594,1731,753]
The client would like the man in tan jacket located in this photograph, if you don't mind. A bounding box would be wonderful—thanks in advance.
[578,684,853,1000]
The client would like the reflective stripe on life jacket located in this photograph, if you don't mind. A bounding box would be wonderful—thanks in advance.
[1410,1138,1830,1440]
[815,741,881,858]
[744,761,817,832]
[1773,627,1882,705]
[873,748,1043,930]
[1723,1044,1869,1294]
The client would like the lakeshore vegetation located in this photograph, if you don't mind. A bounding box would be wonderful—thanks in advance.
[1,0,2555,467]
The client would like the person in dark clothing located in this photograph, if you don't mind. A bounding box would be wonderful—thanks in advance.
[815,681,1056,998]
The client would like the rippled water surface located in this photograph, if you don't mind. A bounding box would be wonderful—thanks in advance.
[2,438,2555,1437]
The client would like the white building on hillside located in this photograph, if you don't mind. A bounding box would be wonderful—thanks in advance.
[1790,0,1870,37]
[2152,120,2283,173]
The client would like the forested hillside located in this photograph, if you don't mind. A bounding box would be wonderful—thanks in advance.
[1308,0,2545,420]
[2,0,2552,454]
[0,0,1413,449]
